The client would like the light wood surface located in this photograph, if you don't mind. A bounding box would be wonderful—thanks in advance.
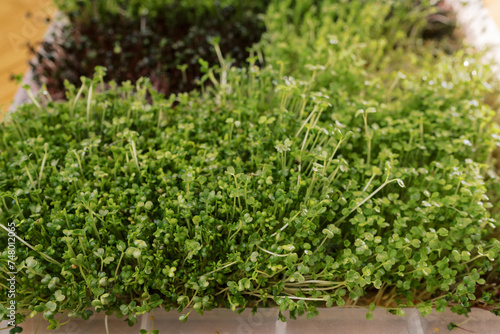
[0,0,54,117]
[485,0,500,30]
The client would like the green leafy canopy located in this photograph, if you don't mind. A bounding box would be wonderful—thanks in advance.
[1,0,500,329]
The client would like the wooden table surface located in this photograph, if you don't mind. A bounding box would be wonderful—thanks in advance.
[0,0,54,117]
[485,0,500,29]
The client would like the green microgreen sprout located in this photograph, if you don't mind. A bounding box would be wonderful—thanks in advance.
[22,84,41,110]
[86,81,93,125]
[176,64,189,84]
[38,143,48,188]
[355,107,377,166]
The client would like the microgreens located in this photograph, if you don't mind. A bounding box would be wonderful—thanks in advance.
[31,0,270,99]
[1,0,499,331]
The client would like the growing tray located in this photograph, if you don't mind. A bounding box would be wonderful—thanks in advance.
[2,1,500,333]
[1,308,500,334]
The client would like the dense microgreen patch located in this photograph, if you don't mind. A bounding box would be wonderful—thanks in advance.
[1,0,500,330]
[53,0,268,23]
[31,0,269,99]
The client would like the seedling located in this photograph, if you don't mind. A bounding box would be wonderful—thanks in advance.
[355,107,376,166]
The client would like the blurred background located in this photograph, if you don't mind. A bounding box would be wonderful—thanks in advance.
[0,0,499,114]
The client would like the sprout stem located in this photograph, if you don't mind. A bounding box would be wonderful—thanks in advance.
[0,223,62,266]
[335,178,398,225]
